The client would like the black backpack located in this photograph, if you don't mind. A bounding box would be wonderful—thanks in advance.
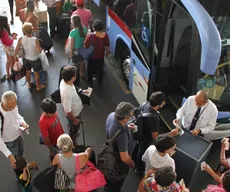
[0,111,4,135]
[128,102,155,140]
[97,129,129,182]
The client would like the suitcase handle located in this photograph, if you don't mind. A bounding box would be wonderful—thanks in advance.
[79,121,85,146]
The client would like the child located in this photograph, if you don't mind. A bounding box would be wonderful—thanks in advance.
[14,155,38,192]
[0,16,17,79]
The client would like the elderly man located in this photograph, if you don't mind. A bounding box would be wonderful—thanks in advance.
[0,91,29,169]
[174,90,218,138]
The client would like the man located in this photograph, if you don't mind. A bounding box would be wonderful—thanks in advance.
[135,92,179,174]
[105,102,135,192]
[39,98,64,161]
[72,0,93,30]
[42,0,58,37]
[0,91,29,169]
[175,90,218,138]
[142,135,176,173]
[60,66,83,146]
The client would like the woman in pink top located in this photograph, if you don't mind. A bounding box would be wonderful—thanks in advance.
[0,16,16,79]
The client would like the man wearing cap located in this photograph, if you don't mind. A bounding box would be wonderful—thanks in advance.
[72,0,93,30]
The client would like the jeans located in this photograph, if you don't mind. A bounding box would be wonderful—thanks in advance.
[5,136,24,156]
[104,179,125,192]
[135,141,149,172]
[47,7,57,35]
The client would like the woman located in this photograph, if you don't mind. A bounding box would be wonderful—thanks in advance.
[19,0,39,37]
[52,134,92,192]
[0,16,16,79]
[69,15,87,78]
[84,19,110,86]
[14,22,45,91]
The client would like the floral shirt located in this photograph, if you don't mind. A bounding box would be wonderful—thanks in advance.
[143,176,184,192]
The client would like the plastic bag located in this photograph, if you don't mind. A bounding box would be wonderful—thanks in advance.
[39,51,49,70]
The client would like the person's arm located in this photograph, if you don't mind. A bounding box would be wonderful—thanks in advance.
[14,37,22,58]
[15,107,29,129]
[77,147,92,167]
[84,34,91,48]
[220,141,230,169]
[35,39,41,53]
[199,108,218,135]
[120,152,135,167]
[88,11,93,32]
[138,169,157,192]
[104,34,110,56]
[203,163,221,184]
[52,154,59,166]
[69,37,74,58]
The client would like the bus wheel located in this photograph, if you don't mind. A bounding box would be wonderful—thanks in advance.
[121,49,131,87]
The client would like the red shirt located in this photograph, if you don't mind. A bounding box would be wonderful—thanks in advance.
[84,33,110,59]
[0,29,13,46]
[71,8,92,28]
[39,113,64,145]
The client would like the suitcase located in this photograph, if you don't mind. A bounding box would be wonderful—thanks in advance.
[72,122,96,166]
[38,27,53,51]
[57,13,71,39]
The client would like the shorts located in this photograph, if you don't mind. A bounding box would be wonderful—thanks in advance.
[72,49,84,64]
[3,45,14,56]
[23,58,43,72]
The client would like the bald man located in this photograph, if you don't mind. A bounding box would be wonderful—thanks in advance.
[174,90,218,137]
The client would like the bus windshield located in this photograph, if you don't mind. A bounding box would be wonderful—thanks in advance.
[198,0,230,109]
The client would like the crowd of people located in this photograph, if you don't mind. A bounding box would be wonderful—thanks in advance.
[1,0,230,192]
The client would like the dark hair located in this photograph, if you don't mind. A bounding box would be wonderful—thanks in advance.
[71,15,85,37]
[93,19,104,32]
[0,16,10,38]
[41,98,57,114]
[222,170,230,192]
[26,0,35,13]
[15,155,27,171]
[149,92,166,107]
[62,65,77,82]
[155,166,176,187]
[115,102,134,121]
[156,135,176,153]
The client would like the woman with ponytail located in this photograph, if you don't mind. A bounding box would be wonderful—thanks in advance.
[52,134,92,191]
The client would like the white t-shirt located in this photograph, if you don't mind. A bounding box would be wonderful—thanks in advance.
[142,145,175,173]
[60,80,83,117]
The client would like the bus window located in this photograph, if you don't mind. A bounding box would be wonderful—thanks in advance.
[197,0,230,110]
[133,0,153,64]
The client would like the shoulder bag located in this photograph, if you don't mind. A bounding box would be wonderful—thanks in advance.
[78,34,95,59]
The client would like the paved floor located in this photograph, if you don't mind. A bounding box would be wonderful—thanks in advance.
[0,2,223,192]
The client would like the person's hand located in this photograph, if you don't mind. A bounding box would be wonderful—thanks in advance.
[73,118,80,125]
[191,129,200,136]
[21,122,29,129]
[146,168,157,177]
[170,128,180,137]
[203,163,212,173]
[8,154,17,169]
[130,160,135,168]
[12,33,17,40]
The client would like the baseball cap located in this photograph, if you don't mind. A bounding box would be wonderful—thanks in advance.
[76,0,84,6]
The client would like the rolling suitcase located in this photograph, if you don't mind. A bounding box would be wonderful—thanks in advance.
[57,13,71,39]
[72,122,96,166]
[38,27,53,52]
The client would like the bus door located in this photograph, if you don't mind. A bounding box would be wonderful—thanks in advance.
[129,0,156,104]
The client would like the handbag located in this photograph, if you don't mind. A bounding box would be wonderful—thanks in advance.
[11,61,26,82]
[65,37,71,55]
[79,34,95,59]
[39,51,49,71]
[75,157,106,192]
[54,167,70,190]
[31,165,58,192]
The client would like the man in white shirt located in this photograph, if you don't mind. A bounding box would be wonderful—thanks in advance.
[142,135,176,173]
[60,66,83,146]
[175,90,218,138]
[0,91,29,169]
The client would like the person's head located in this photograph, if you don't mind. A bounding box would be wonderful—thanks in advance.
[1,91,17,111]
[76,0,84,8]
[26,0,35,13]
[195,90,209,107]
[115,102,134,124]
[41,98,57,116]
[22,22,33,35]
[155,135,176,154]
[62,65,77,83]
[154,166,177,187]
[149,92,166,110]
[93,19,104,32]
[71,15,85,37]
[221,170,230,192]
[57,134,73,153]
[14,155,27,171]
[0,16,10,37]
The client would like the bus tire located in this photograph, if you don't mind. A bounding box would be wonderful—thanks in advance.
[120,49,130,87]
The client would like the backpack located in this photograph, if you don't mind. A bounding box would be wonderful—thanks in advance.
[0,111,4,135]
[97,129,129,182]
[128,102,155,140]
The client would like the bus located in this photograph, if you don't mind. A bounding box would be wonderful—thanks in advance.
[90,0,230,134]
